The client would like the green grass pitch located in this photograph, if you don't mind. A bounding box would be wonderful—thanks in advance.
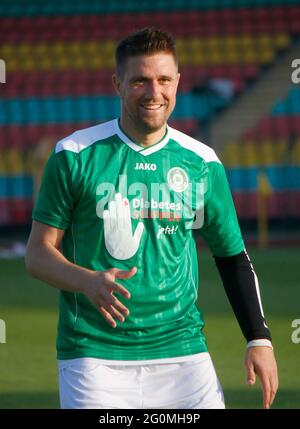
[0,247,299,409]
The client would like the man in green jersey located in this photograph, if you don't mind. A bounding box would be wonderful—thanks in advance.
[25,28,278,409]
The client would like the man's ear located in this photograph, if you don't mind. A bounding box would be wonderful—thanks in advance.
[112,74,122,96]
[176,72,181,90]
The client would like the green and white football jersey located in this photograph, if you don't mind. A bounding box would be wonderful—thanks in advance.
[33,119,244,361]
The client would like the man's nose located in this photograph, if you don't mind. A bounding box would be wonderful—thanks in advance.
[144,81,161,99]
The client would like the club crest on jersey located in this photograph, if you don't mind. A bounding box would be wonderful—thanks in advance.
[167,167,189,192]
[134,162,157,171]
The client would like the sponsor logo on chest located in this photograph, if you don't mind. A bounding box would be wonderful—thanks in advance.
[134,162,157,171]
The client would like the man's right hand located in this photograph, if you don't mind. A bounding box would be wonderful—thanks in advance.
[83,267,137,328]
[26,221,137,328]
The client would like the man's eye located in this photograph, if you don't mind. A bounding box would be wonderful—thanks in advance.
[160,78,171,84]
[133,80,144,85]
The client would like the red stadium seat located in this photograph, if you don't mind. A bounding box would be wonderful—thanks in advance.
[243,64,259,80]
[233,192,257,219]
[268,192,293,218]
[256,117,273,140]
[290,116,300,137]
[9,199,30,225]
[0,200,11,225]
[273,116,290,139]
[241,129,256,141]
[168,119,199,136]
[290,191,300,217]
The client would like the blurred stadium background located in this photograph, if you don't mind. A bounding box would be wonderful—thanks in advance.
[0,0,299,409]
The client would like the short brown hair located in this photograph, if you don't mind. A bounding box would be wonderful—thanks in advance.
[115,27,178,78]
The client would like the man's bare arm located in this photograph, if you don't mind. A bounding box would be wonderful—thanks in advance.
[25,220,136,327]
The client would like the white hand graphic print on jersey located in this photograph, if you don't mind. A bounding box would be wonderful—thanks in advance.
[103,192,144,260]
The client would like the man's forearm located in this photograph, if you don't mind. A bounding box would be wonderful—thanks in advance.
[214,249,272,342]
[25,241,93,294]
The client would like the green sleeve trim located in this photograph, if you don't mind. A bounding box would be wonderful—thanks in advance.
[212,243,245,258]
[32,213,69,230]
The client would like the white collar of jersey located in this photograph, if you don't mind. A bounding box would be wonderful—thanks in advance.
[113,119,170,156]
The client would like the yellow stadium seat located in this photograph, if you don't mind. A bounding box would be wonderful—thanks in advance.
[275,140,288,164]
[100,41,115,68]
[6,57,18,72]
[72,56,86,70]
[191,37,203,48]
[187,38,202,57]
[241,142,257,166]
[178,50,189,64]
[24,149,36,175]
[51,42,66,57]
[208,49,223,65]
[17,43,31,58]
[223,36,239,51]
[223,49,239,65]
[6,150,24,175]
[222,142,240,167]
[0,151,7,174]
[239,34,254,50]
[291,139,300,165]
[86,41,99,56]
[22,56,36,71]
[256,35,275,64]
[89,55,105,69]
[105,56,115,68]
[258,34,273,49]
[175,38,185,53]
[0,44,13,59]
[259,48,275,65]
[105,40,115,55]
[68,42,83,56]
[206,36,220,51]
[177,38,201,64]
[56,56,70,70]
[38,57,52,70]
[274,33,291,50]
[241,49,258,64]
[259,140,275,166]
[34,43,48,57]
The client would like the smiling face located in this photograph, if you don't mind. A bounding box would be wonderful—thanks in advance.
[113,52,180,145]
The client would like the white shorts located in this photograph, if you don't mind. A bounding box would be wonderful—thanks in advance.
[58,352,225,409]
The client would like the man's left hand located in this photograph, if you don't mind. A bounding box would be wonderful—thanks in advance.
[244,346,279,409]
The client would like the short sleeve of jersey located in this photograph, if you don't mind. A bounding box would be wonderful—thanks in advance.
[32,149,78,230]
[199,161,245,257]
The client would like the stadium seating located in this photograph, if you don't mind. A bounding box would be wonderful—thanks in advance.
[222,86,300,219]
[0,0,299,225]
[0,0,300,16]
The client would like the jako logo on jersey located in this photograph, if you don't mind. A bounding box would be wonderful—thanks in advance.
[134,163,157,171]
[167,167,189,192]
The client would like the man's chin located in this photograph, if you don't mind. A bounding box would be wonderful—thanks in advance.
[139,118,168,134]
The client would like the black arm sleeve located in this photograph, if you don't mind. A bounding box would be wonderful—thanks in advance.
[214,249,272,342]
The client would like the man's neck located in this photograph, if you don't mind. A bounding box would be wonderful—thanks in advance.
[119,119,167,148]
